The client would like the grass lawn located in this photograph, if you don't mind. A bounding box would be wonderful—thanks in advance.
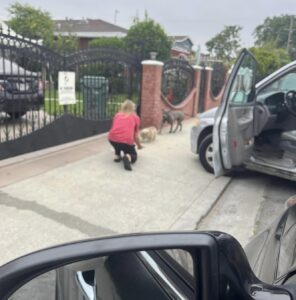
[44,89,139,117]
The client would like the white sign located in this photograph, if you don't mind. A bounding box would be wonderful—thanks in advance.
[58,72,76,105]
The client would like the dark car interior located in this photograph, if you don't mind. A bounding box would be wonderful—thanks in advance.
[253,71,296,169]
[10,249,195,300]
[54,250,195,300]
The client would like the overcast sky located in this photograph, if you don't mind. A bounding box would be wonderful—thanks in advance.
[0,0,295,51]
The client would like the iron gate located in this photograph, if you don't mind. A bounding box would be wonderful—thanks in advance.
[198,67,206,113]
[161,59,194,105]
[0,29,141,160]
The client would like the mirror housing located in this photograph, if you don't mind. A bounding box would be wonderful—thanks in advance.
[0,232,219,300]
[0,231,293,300]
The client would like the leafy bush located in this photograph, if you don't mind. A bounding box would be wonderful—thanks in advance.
[249,47,291,81]
[89,37,125,49]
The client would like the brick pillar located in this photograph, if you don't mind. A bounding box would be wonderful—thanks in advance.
[140,60,164,129]
[204,67,213,111]
[192,66,203,116]
[205,67,213,96]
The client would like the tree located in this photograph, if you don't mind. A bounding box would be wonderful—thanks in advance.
[124,15,172,61]
[6,2,54,47]
[254,15,296,55]
[54,34,78,53]
[249,47,291,81]
[89,37,125,49]
[206,25,242,62]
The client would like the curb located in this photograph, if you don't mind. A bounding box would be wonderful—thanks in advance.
[169,176,232,231]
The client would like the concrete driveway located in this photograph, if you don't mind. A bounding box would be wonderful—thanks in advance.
[0,120,230,265]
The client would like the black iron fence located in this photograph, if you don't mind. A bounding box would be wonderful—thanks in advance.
[210,62,227,97]
[161,59,194,105]
[198,67,206,113]
[196,63,228,113]
[0,29,141,159]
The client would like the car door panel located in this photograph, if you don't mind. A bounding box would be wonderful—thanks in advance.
[234,107,254,130]
[213,49,257,176]
[253,103,270,135]
[227,106,254,165]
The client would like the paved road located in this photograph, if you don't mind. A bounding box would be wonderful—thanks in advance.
[0,120,230,265]
[198,171,296,247]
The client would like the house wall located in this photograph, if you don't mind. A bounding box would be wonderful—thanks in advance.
[170,49,189,60]
[78,38,93,50]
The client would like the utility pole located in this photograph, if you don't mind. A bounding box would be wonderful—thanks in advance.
[287,15,294,52]
[114,10,119,24]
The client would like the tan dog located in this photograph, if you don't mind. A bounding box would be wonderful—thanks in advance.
[140,126,157,143]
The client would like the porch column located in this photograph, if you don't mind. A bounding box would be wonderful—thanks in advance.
[140,60,164,129]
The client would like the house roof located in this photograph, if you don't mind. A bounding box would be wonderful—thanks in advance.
[170,35,188,41]
[170,36,193,45]
[54,19,128,38]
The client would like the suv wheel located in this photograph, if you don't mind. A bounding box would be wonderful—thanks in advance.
[199,134,214,174]
[7,111,26,119]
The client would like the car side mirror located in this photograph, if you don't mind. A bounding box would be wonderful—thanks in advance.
[0,232,292,300]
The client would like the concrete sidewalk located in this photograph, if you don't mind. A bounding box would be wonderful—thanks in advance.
[0,119,230,265]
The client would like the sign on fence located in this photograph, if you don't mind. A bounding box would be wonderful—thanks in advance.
[58,72,76,105]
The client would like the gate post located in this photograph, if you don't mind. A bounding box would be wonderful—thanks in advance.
[204,67,214,111]
[140,60,164,129]
[192,66,203,115]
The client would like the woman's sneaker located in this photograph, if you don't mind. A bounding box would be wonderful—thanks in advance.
[114,157,122,162]
[123,155,132,171]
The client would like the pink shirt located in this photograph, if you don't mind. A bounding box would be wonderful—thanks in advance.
[108,112,140,145]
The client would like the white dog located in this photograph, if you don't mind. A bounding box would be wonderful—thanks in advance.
[140,126,157,143]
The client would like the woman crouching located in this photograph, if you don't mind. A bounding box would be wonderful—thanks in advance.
[108,100,143,171]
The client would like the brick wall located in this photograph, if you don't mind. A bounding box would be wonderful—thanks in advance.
[140,61,202,129]
[159,66,202,119]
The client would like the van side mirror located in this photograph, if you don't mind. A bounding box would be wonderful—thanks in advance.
[0,232,292,300]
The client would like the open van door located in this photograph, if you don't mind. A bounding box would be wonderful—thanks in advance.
[213,49,257,177]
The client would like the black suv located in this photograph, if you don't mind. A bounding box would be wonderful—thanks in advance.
[0,59,44,118]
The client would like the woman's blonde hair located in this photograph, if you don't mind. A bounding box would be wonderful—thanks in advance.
[121,99,135,114]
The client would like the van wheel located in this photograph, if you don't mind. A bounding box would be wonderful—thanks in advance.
[199,134,214,174]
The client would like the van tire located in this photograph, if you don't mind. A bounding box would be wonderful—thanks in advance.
[199,134,214,174]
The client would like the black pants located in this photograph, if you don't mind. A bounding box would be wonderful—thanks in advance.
[109,141,138,163]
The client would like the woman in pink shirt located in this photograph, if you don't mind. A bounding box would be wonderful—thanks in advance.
[108,100,143,171]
